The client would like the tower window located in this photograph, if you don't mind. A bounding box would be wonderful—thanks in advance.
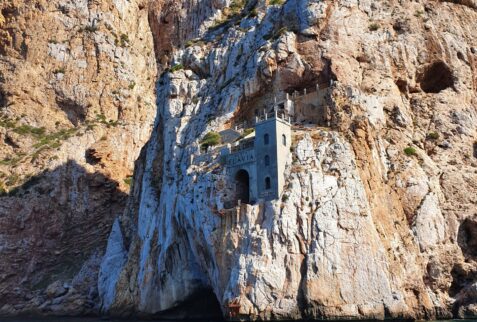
[265,177,271,190]
[264,155,270,166]
[282,134,287,146]
[264,133,269,145]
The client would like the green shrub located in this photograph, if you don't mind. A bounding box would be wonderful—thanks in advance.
[427,132,439,140]
[414,10,424,17]
[281,194,289,202]
[170,64,184,73]
[128,82,136,90]
[186,39,205,48]
[404,147,417,156]
[0,156,21,166]
[229,0,246,15]
[369,23,380,31]
[236,128,255,141]
[124,177,133,186]
[269,0,284,5]
[242,128,255,137]
[120,33,129,47]
[200,131,221,149]
[14,125,46,138]
[0,117,17,129]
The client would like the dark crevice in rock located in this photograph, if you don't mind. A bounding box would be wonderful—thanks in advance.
[449,264,476,297]
[296,255,308,318]
[395,79,409,95]
[449,262,477,318]
[55,96,87,126]
[440,0,477,9]
[85,148,102,165]
[4,134,19,148]
[0,87,7,108]
[417,60,455,93]
[457,216,477,259]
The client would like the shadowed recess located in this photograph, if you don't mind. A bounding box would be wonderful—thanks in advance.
[417,60,454,93]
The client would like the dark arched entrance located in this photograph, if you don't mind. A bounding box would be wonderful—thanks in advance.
[235,169,250,204]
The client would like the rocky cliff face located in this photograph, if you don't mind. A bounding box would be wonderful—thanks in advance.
[1,0,476,320]
[0,0,156,315]
[99,0,477,320]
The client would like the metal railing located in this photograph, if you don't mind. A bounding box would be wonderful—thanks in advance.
[255,109,291,124]
[231,138,254,153]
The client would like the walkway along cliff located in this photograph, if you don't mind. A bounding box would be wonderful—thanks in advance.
[99,0,477,320]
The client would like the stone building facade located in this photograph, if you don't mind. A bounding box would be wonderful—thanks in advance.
[223,111,291,205]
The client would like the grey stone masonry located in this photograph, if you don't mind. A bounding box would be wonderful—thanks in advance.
[223,110,291,205]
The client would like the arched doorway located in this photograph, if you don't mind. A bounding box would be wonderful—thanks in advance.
[235,169,250,204]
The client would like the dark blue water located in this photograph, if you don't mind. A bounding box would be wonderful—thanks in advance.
[0,318,224,322]
[1,319,477,322]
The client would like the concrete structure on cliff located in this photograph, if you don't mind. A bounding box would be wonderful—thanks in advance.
[223,110,292,204]
[193,85,332,207]
[219,85,332,206]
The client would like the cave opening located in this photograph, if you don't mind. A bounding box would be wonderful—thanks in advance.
[154,288,223,320]
[55,96,86,126]
[457,216,477,260]
[417,60,454,93]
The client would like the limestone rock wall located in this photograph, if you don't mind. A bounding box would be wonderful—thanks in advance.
[0,0,156,315]
[100,0,477,319]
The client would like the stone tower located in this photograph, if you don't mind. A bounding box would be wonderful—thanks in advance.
[254,111,292,201]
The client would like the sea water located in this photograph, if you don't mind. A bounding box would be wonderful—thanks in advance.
[1,319,477,322]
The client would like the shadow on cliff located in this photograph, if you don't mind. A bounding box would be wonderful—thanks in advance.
[449,216,477,318]
[0,159,128,313]
[142,288,223,321]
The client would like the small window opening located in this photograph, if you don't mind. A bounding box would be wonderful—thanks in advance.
[265,177,271,190]
[264,133,269,145]
[282,134,287,146]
